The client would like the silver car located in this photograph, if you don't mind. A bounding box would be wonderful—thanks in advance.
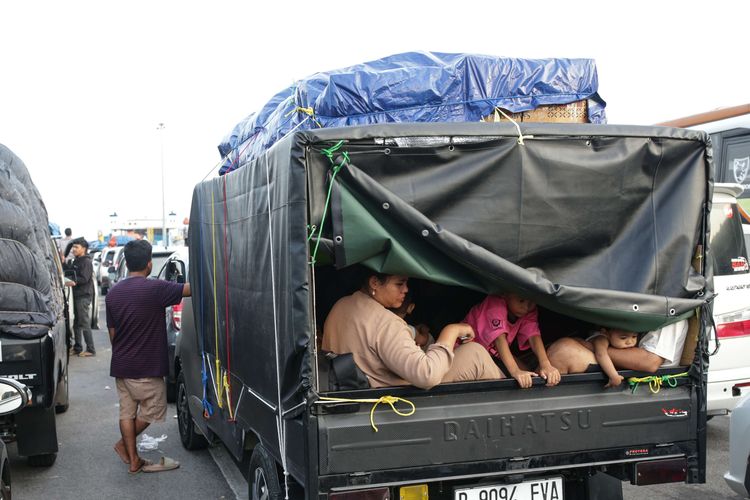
[726,392,750,497]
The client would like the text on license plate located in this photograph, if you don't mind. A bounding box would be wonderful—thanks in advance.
[454,476,563,500]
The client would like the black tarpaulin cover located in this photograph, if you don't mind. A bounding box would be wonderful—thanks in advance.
[0,144,65,339]
[190,122,712,416]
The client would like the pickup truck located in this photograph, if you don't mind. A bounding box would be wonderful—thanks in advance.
[0,144,70,466]
[174,121,711,499]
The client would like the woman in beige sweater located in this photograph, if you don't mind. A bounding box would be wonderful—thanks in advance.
[322,272,503,389]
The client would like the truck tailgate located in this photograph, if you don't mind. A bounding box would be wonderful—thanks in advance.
[317,379,696,474]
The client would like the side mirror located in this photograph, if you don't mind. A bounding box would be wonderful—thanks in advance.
[166,261,186,284]
[0,378,30,416]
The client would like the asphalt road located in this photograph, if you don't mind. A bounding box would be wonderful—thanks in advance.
[7,299,237,500]
[623,415,745,500]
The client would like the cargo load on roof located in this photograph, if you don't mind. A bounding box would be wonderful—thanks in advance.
[217,52,606,174]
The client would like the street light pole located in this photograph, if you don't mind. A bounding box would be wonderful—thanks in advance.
[157,122,167,248]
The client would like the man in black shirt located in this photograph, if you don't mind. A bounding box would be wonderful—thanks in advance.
[65,237,95,356]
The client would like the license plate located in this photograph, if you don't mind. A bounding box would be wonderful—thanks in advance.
[454,476,563,500]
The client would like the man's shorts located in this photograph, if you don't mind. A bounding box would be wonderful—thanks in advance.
[116,377,167,423]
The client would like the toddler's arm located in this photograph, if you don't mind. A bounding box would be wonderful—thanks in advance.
[592,335,624,388]
[528,336,561,386]
[494,335,537,389]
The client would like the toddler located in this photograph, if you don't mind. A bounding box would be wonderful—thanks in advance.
[390,293,433,349]
[463,293,560,388]
[583,327,639,388]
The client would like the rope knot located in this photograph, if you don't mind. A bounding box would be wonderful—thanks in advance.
[317,395,416,432]
[284,105,323,128]
[628,372,688,394]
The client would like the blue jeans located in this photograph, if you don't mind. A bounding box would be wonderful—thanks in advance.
[73,295,95,354]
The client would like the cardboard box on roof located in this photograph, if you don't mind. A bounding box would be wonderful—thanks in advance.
[483,100,589,124]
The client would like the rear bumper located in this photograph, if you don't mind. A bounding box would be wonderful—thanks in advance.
[707,368,750,414]
[724,470,749,497]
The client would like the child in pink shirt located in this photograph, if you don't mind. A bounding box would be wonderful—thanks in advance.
[463,293,561,388]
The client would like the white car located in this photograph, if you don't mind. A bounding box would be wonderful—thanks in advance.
[707,184,750,415]
[725,392,750,497]
[98,246,124,295]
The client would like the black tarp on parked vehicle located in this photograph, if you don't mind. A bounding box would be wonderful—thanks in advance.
[0,144,65,339]
[188,122,713,436]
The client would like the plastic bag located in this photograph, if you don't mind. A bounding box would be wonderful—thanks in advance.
[137,433,167,452]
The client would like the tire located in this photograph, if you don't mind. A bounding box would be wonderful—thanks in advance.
[177,372,208,450]
[55,365,69,414]
[27,453,56,467]
[248,445,282,500]
[166,380,176,404]
[0,459,10,500]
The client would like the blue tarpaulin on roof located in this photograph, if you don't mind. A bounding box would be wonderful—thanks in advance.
[217,52,607,174]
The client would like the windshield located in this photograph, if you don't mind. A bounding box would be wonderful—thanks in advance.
[710,202,749,276]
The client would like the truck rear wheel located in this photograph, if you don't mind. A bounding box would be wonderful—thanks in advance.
[248,445,282,500]
[27,453,56,467]
[177,372,208,450]
[55,367,69,414]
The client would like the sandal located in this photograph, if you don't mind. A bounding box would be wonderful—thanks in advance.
[142,456,180,473]
[128,458,152,475]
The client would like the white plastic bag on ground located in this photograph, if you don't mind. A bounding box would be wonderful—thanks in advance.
[137,433,167,452]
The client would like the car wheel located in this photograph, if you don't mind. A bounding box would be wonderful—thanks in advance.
[90,300,99,330]
[248,445,282,500]
[177,372,208,450]
[27,453,56,467]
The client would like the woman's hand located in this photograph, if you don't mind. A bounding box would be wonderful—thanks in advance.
[538,363,561,386]
[509,368,537,389]
[436,323,474,349]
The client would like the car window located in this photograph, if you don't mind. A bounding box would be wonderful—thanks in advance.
[710,202,749,276]
[103,250,116,265]
[151,253,173,278]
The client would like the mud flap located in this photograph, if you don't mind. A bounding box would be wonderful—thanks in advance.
[16,406,58,456]
[587,472,623,500]
[565,472,623,500]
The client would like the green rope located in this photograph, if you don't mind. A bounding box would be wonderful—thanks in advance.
[310,141,349,264]
[627,372,689,394]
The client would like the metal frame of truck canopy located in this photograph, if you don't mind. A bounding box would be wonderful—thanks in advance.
[186,122,712,496]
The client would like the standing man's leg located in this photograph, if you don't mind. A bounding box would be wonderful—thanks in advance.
[116,379,150,473]
[72,296,84,354]
[114,418,150,465]
[76,295,95,355]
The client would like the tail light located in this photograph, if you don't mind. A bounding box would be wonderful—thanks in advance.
[633,457,687,485]
[716,308,750,339]
[329,487,389,500]
[172,300,183,330]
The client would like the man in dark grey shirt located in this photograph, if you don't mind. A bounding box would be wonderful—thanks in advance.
[65,237,95,356]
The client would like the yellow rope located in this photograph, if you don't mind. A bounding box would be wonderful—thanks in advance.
[628,372,689,394]
[223,372,234,419]
[284,106,323,128]
[211,189,223,409]
[317,396,416,432]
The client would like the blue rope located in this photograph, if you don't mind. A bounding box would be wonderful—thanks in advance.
[197,185,213,417]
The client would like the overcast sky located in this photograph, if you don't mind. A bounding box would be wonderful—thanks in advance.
[2,1,748,241]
